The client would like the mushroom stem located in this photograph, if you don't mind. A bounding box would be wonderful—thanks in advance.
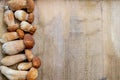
[0,32,19,43]
[25,49,34,61]
[0,66,28,80]
[2,40,25,55]
[1,54,26,66]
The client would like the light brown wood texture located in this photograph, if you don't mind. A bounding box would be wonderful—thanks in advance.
[0,0,120,80]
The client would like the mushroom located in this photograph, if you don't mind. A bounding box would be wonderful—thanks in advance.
[18,62,32,71]
[20,21,36,34]
[8,0,35,13]
[1,54,26,66]
[4,6,19,32]
[2,34,34,55]
[0,29,24,43]
[0,66,28,80]
[32,57,41,69]
[27,67,38,80]
[15,10,34,23]
[25,49,34,61]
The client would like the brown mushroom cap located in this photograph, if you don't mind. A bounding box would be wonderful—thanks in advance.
[27,13,34,23]
[32,57,41,68]
[16,29,25,39]
[26,0,35,13]
[23,34,35,49]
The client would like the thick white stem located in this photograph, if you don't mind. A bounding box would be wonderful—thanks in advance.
[0,32,19,43]
[0,66,28,80]
[1,54,26,66]
[2,40,25,55]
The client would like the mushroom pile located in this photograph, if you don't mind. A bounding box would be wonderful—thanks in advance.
[0,0,41,80]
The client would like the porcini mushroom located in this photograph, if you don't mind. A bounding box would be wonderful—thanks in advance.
[0,29,24,43]
[0,66,28,80]
[15,10,34,23]
[8,0,35,13]
[4,6,19,32]
[1,54,26,66]
[2,34,34,55]
[20,21,36,34]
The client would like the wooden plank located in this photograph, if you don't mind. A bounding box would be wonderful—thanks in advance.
[102,1,120,80]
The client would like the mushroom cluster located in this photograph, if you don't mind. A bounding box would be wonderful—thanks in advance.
[0,0,41,80]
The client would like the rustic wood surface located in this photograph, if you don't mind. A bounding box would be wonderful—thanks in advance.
[0,0,120,80]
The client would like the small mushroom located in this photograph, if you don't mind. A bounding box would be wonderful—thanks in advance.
[15,10,34,23]
[2,40,25,55]
[1,54,26,66]
[0,66,28,80]
[20,21,36,34]
[18,62,32,70]
[27,67,38,80]
[25,49,34,61]
[32,57,41,69]
[4,6,19,32]
[8,0,35,13]
[0,29,24,43]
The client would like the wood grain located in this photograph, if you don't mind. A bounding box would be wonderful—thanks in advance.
[0,0,120,80]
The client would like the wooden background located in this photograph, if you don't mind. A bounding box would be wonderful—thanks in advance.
[0,0,120,80]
